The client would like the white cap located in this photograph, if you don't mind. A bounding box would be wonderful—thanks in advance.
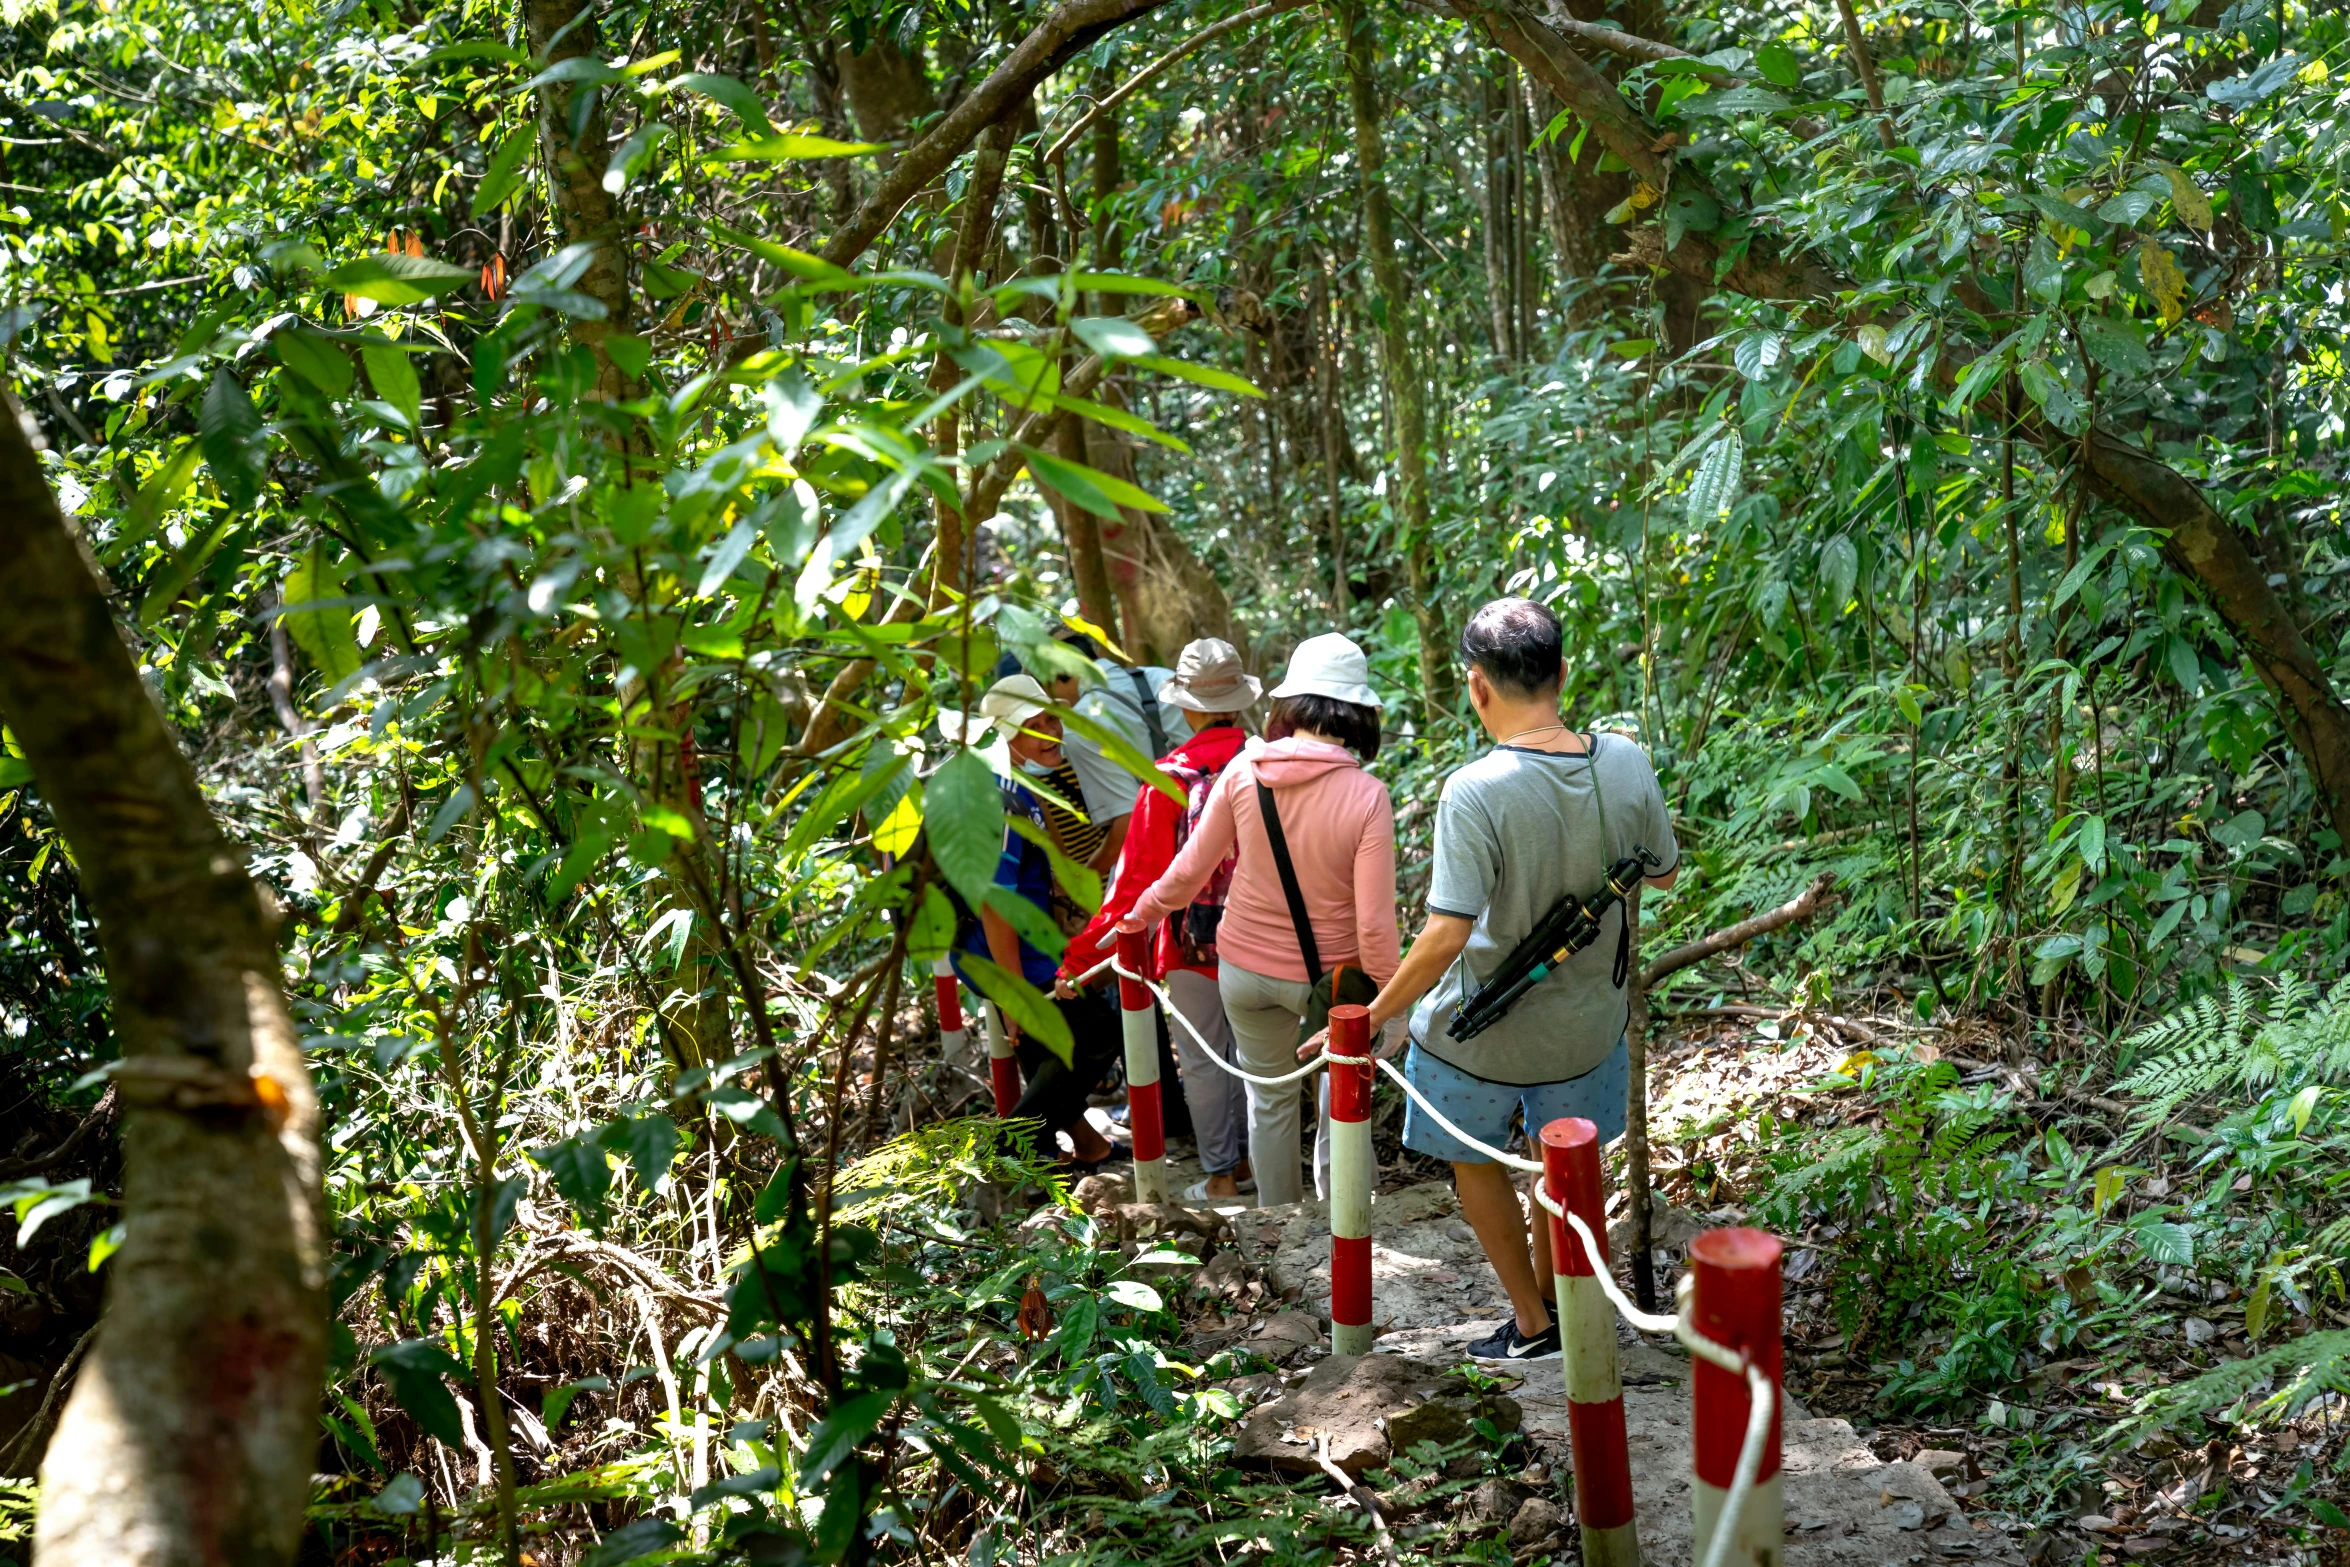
[938,673,1054,744]
[1269,633,1383,710]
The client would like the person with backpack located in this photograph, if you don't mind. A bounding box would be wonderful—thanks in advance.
[1060,639,1261,1202]
[1120,634,1400,1208]
[946,674,1125,1172]
[1301,599,1680,1362]
[1021,630,1184,876]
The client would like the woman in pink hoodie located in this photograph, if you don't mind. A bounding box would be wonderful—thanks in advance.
[1125,634,1399,1206]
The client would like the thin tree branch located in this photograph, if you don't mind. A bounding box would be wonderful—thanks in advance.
[1044,0,1318,167]
[1641,872,1839,989]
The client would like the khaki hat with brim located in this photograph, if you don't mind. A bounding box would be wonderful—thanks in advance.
[938,673,1056,745]
[1159,637,1263,713]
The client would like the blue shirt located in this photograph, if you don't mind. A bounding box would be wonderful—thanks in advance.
[955,777,1061,987]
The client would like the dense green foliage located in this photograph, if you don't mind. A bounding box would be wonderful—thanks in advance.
[5,0,2350,1557]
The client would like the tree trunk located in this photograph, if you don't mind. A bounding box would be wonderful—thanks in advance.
[1479,69,1515,363]
[0,401,325,1567]
[1340,0,1457,721]
[834,32,937,153]
[523,0,633,393]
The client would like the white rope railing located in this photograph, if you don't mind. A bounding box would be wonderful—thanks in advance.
[1060,954,1774,1567]
[1110,960,1334,1086]
[1533,1188,1774,1567]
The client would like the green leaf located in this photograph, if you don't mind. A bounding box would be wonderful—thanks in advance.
[961,955,1073,1062]
[2078,812,2107,874]
[924,750,1006,910]
[1105,1279,1163,1312]
[1817,533,1858,611]
[672,72,776,137]
[711,132,885,161]
[361,343,423,431]
[713,222,860,289]
[2077,314,2152,377]
[528,1135,612,1225]
[600,1112,679,1190]
[799,1389,893,1486]
[1130,354,1264,398]
[325,252,476,305]
[1753,42,1800,88]
[1070,315,1155,359]
[1684,427,1743,526]
[1067,272,1199,298]
[581,1519,682,1567]
[198,369,263,509]
[540,1375,609,1434]
[1051,392,1190,454]
[283,543,364,691]
[471,126,535,216]
[272,328,355,396]
[1020,445,1168,517]
[2133,1220,2195,1267]
[372,1339,467,1448]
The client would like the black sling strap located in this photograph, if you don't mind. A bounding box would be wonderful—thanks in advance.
[1125,667,1168,756]
[1256,781,1323,983]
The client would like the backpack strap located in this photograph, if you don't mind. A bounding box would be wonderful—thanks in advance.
[1256,781,1323,983]
[1126,668,1169,757]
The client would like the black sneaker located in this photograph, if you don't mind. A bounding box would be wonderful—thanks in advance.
[1467,1319,1561,1362]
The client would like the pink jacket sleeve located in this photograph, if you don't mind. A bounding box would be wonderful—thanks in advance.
[1354,785,1400,985]
[1131,759,1241,928]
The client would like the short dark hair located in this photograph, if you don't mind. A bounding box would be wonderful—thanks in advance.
[1459,598,1564,699]
[1266,694,1382,761]
[1053,628,1107,662]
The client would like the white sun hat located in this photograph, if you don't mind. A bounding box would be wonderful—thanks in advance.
[937,673,1055,745]
[1269,632,1383,710]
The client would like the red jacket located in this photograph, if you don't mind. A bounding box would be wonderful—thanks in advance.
[1061,722,1247,985]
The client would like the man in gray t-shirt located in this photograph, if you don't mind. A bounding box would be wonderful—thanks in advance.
[1409,731,1678,1084]
[1339,598,1678,1365]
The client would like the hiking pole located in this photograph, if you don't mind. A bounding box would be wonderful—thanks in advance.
[1539,1118,1639,1567]
[1690,1228,1784,1567]
[1116,926,1169,1204]
[1326,1003,1375,1354]
[982,999,1020,1117]
[933,955,970,1067]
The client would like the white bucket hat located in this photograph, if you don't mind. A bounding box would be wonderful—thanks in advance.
[937,673,1055,745]
[1270,633,1383,710]
[1159,637,1263,713]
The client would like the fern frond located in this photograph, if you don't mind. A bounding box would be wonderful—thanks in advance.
[1764,1126,1883,1216]
[2121,1330,2350,1441]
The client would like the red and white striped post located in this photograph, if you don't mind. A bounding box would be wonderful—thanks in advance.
[1325,1004,1375,1355]
[982,998,1021,1117]
[1115,926,1168,1204]
[933,955,970,1066]
[1539,1118,1639,1567]
[1690,1227,1784,1567]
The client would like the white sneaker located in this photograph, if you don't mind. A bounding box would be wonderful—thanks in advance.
[1182,1178,1255,1206]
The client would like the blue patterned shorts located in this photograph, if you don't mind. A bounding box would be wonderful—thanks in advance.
[1398,1037,1629,1165]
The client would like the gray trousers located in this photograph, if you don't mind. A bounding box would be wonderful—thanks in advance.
[1219,961,1336,1207]
[1167,969,1246,1176]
